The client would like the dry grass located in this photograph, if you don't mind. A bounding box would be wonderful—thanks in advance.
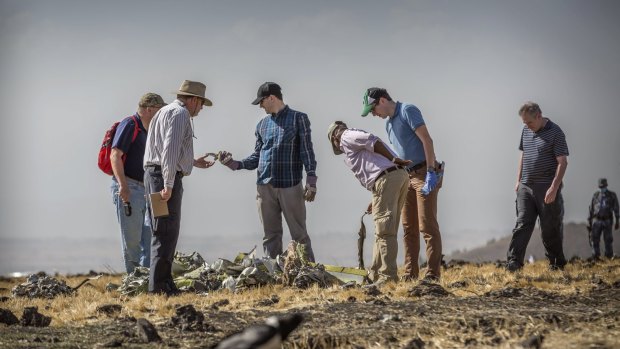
[1,258,619,348]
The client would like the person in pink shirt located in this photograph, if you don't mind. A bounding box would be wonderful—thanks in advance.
[327,121,410,285]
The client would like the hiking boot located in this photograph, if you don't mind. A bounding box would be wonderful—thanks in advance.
[505,263,522,273]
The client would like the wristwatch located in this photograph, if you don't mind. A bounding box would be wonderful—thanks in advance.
[427,166,436,172]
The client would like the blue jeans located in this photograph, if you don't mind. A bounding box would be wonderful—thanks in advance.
[111,177,151,273]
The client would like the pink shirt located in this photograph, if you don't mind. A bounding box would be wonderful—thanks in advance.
[339,129,397,190]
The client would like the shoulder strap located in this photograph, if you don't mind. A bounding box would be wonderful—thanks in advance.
[130,115,141,142]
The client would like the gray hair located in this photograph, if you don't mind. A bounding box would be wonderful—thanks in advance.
[519,102,542,117]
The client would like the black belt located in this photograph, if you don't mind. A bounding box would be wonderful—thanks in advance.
[376,166,402,180]
[406,161,427,173]
[145,164,184,177]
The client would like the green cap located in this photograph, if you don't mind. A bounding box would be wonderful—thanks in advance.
[361,87,389,117]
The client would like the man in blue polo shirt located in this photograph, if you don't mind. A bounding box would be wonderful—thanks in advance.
[361,87,444,281]
[110,93,165,274]
[507,102,569,271]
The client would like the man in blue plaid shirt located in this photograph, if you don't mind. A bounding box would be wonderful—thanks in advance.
[219,82,317,261]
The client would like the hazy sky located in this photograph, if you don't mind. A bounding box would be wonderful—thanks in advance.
[1,0,619,272]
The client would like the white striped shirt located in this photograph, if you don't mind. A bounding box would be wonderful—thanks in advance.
[144,99,194,188]
[519,118,568,184]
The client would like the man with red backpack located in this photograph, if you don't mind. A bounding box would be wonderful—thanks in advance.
[110,93,166,274]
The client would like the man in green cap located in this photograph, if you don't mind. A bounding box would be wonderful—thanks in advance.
[110,92,166,274]
[361,87,444,281]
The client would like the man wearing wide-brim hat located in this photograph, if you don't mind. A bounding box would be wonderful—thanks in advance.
[327,121,410,285]
[143,80,215,296]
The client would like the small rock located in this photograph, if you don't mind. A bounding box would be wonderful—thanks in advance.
[255,295,280,307]
[20,306,51,327]
[96,304,122,316]
[520,334,544,348]
[448,280,469,288]
[101,338,123,347]
[408,280,451,297]
[362,285,382,297]
[0,308,19,326]
[136,318,161,342]
[403,337,425,349]
[372,299,386,306]
[346,296,356,303]
[212,299,230,308]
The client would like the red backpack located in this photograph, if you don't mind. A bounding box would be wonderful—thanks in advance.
[98,115,141,175]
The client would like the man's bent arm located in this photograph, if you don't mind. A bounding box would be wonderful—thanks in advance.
[414,125,436,168]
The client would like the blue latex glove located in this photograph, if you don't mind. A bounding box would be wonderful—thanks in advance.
[421,170,438,196]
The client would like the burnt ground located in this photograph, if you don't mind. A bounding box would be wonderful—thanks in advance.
[1,283,618,348]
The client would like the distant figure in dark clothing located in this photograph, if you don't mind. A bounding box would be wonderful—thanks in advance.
[507,102,569,272]
[587,178,619,259]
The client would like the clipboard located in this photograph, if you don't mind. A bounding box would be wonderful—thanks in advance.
[149,193,169,218]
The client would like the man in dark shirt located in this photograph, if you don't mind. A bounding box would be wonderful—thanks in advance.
[219,82,318,261]
[110,93,165,273]
[507,102,569,272]
[587,178,619,259]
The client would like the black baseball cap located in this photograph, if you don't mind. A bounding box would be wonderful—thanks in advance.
[251,82,282,105]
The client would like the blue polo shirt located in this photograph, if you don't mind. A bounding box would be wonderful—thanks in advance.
[386,102,426,166]
[111,114,147,182]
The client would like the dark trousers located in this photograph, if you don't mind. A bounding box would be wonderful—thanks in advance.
[507,183,566,268]
[590,219,613,258]
[144,167,183,293]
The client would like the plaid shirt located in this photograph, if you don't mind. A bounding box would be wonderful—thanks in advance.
[239,105,317,188]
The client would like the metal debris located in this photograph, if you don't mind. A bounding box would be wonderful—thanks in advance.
[118,267,150,296]
[172,251,206,277]
[12,274,75,299]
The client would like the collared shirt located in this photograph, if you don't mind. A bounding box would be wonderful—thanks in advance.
[239,105,317,188]
[519,118,569,184]
[144,99,194,188]
[111,114,147,182]
[386,102,426,167]
[339,128,397,191]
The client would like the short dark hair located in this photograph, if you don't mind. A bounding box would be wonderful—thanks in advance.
[368,87,392,102]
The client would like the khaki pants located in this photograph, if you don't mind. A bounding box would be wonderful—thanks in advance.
[257,183,315,262]
[402,170,443,279]
[369,169,409,282]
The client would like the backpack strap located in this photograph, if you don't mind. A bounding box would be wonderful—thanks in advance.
[130,115,141,143]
